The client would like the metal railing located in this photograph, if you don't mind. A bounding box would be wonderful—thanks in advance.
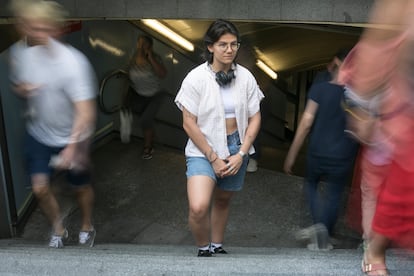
[98,69,128,114]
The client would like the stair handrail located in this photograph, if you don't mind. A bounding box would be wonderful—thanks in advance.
[98,69,129,114]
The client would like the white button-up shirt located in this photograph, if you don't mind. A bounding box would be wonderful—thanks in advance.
[175,62,264,159]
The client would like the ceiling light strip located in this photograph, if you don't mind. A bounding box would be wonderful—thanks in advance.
[141,19,194,52]
[256,59,277,80]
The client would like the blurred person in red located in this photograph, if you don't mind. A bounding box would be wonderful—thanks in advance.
[9,0,97,248]
[339,0,414,274]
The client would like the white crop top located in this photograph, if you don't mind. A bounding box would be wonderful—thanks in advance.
[220,86,236,118]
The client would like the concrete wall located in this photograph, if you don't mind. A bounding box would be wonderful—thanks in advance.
[1,0,374,24]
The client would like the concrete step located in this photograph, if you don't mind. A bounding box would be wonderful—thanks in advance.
[1,241,413,275]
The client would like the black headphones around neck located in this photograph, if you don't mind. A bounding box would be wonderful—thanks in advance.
[215,69,236,87]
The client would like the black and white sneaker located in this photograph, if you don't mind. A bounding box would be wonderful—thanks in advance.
[211,246,228,254]
[197,249,213,257]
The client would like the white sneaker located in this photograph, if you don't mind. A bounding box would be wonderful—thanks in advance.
[295,225,315,241]
[307,223,333,251]
[120,109,132,143]
[307,242,333,251]
[49,229,68,248]
[79,228,96,247]
[246,158,258,172]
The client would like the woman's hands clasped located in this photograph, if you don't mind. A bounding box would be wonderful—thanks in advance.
[212,153,244,178]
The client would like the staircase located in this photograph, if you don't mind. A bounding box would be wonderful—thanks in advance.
[1,241,413,275]
[5,141,414,275]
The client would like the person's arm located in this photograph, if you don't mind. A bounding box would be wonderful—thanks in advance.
[69,99,97,143]
[283,99,318,175]
[148,52,167,78]
[58,99,96,170]
[9,42,42,98]
[182,107,227,177]
[221,111,261,177]
[11,83,41,98]
[240,112,261,155]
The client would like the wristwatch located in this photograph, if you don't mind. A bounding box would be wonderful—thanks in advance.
[238,150,246,158]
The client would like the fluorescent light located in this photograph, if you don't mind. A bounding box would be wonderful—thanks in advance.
[88,36,125,57]
[256,59,277,80]
[141,19,194,52]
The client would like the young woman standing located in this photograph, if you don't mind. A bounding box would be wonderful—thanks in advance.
[175,19,264,257]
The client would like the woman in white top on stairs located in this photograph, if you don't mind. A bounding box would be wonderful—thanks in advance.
[175,19,264,257]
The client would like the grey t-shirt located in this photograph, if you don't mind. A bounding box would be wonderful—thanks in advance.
[19,39,96,147]
[128,54,163,97]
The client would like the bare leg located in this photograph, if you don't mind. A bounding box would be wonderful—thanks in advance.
[187,175,215,247]
[31,174,65,235]
[143,128,154,149]
[361,159,388,240]
[364,232,390,275]
[75,184,95,231]
[211,189,234,244]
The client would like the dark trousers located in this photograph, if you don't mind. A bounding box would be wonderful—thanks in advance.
[124,87,164,129]
[305,154,354,235]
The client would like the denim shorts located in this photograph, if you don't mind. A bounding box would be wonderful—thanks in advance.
[186,131,249,191]
[24,133,91,187]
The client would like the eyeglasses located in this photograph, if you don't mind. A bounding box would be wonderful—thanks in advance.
[215,42,240,51]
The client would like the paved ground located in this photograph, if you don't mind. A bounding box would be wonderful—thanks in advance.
[4,136,414,275]
[1,242,414,275]
[20,136,360,249]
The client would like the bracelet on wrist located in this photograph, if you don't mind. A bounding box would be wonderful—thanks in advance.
[209,156,218,164]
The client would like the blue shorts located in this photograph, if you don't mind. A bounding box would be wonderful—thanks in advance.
[24,133,91,187]
[186,131,249,191]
